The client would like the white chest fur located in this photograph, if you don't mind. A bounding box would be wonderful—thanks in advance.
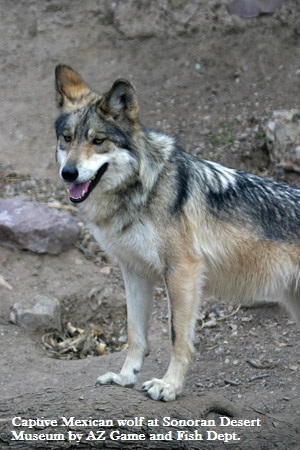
[90,218,162,277]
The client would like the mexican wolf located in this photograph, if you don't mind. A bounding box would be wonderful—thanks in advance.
[54,65,300,401]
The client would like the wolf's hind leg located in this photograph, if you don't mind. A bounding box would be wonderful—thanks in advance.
[96,268,153,388]
[142,259,202,401]
[284,286,300,328]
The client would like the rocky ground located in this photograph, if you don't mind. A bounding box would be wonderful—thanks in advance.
[1,1,300,449]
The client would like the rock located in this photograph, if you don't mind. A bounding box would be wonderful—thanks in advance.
[100,266,112,276]
[266,109,300,167]
[0,196,80,254]
[227,0,283,19]
[10,294,62,332]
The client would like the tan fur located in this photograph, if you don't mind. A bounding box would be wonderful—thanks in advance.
[197,220,298,302]
[55,65,96,112]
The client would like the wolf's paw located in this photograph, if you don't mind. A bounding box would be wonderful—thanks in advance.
[142,378,180,401]
[96,372,136,388]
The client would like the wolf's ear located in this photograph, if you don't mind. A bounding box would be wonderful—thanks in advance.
[99,79,139,121]
[55,65,92,112]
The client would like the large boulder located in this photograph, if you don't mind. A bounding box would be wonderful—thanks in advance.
[0,196,80,254]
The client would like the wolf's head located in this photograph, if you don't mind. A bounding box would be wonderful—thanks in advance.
[55,65,140,203]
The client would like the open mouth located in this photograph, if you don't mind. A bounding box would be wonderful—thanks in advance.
[69,163,108,203]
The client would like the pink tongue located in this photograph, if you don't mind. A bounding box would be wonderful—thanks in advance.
[69,181,90,199]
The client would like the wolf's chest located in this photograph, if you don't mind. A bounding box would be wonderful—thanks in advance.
[90,219,162,276]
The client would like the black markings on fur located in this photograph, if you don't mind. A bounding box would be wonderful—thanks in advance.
[73,104,97,142]
[170,315,176,345]
[101,120,133,152]
[165,268,177,345]
[55,113,70,138]
[170,147,190,215]
[168,292,176,345]
[204,165,300,241]
[55,103,134,152]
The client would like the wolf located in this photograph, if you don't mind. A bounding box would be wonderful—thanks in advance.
[54,64,300,401]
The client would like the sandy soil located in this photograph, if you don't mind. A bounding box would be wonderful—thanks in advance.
[1,1,300,448]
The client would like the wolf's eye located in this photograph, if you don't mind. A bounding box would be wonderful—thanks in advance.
[93,138,105,146]
[63,134,72,143]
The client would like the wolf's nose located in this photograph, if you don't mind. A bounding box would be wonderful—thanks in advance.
[61,165,79,182]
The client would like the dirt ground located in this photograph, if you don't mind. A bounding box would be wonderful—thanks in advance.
[1,1,300,448]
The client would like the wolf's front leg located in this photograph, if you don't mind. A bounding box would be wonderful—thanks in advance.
[96,268,154,388]
[142,260,201,401]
